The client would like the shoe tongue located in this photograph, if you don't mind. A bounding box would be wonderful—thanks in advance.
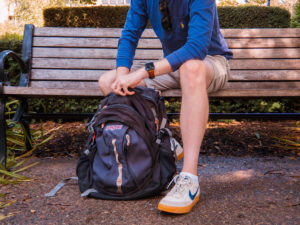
[178,175,191,183]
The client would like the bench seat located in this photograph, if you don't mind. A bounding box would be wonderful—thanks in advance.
[3,86,300,98]
[1,25,300,98]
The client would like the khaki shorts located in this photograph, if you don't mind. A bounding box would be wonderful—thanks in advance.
[132,55,231,93]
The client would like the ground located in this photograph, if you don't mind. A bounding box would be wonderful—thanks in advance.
[33,120,300,158]
[1,120,300,224]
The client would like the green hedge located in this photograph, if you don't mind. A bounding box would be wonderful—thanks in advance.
[291,0,300,28]
[0,33,23,85]
[0,33,22,53]
[44,6,291,28]
[44,6,129,28]
[27,98,299,115]
[218,6,290,28]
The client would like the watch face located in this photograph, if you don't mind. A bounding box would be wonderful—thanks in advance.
[146,62,154,71]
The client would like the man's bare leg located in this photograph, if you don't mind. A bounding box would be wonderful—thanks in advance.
[179,59,214,175]
[157,59,214,214]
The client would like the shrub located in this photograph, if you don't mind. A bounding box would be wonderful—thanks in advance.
[0,33,23,53]
[43,6,129,28]
[291,0,300,27]
[0,33,23,85]
[44,6,290,28]
[218,6,290,28]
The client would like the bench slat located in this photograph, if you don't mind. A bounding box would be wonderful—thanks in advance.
[32,58,300,70]
[221,28,300,38]
[33,37,300,49]
[4,86,300,98]
[225,38,300,48]
[32,47,300,59]
[29,80,300,90]
[231,48,300,59]
[30,69,300,81]
[33,37,162,49]
[34,27,300,38]
[230,70,300,81]
[164,88,300,98]
[32,48,164,59]
[230,59,300,70]
[34,28,154,38]
[32,58,139,69]
[31,69,106,80]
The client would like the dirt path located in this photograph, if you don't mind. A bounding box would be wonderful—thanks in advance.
[1,156,300,224]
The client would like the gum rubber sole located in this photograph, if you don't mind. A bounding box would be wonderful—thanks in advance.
[157,194,200,214]
[177,150,184,161]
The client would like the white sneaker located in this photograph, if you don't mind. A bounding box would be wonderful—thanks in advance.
[158,174,200,214]
[170,137,184,161]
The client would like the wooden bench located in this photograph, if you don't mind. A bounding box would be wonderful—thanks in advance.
[1,24,300,165]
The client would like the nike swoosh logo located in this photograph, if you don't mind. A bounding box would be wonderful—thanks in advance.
[189,187,199,200]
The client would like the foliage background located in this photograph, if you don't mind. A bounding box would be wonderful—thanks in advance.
[0,0,97,36]
[1,1,299,116]
[291,0,300,27]
[43,6,291,28]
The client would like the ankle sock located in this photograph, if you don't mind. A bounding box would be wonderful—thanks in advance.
[180,172,199,185]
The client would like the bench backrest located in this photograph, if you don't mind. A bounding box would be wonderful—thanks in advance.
[26,25,300,97]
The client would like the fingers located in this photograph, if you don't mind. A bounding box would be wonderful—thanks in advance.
[112,81,125,96]
[122,86,135,95]
[111,72,141,96]
[112,80,135,96]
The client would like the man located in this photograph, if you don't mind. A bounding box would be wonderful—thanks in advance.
[98,0,232,214]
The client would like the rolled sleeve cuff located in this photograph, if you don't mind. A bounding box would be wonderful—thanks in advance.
[116,58,132,70]
[166,47,206,71]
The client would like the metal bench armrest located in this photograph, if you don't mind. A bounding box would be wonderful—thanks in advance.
[0,50,28,90]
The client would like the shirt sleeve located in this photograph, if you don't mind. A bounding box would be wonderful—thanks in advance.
[116,0,148,69]
[166,0,215,71]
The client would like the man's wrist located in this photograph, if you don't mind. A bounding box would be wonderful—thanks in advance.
[116,66,130,77]
[140,67,149,79]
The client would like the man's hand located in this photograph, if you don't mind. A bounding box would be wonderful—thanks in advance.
[111,66,130,95]
[112,68,148,96]
[111,59,172,96]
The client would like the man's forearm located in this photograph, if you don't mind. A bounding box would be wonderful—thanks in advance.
[132,58,173,80]
[152,58,173,77]
[118,58,173,79]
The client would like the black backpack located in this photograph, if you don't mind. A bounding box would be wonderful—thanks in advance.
[76,86,177,200]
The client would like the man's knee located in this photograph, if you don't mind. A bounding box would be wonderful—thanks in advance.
[98,70,116,95]
[98,73,106,89]
[179,60,207,89]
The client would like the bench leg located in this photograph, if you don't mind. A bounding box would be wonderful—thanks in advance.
[11,99,33,152]
[20,100,32,151]
[20,118,32,151]
[0,97,7,167]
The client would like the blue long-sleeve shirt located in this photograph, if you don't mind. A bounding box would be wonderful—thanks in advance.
[116,0,233,71]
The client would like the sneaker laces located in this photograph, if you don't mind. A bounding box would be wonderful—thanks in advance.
[166,174,193,198]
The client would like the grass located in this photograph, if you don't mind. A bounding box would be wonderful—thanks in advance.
[273,121,300,154]
[0,99,60,221]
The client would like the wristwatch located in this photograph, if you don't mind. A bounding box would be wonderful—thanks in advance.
[145,62,155,79]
